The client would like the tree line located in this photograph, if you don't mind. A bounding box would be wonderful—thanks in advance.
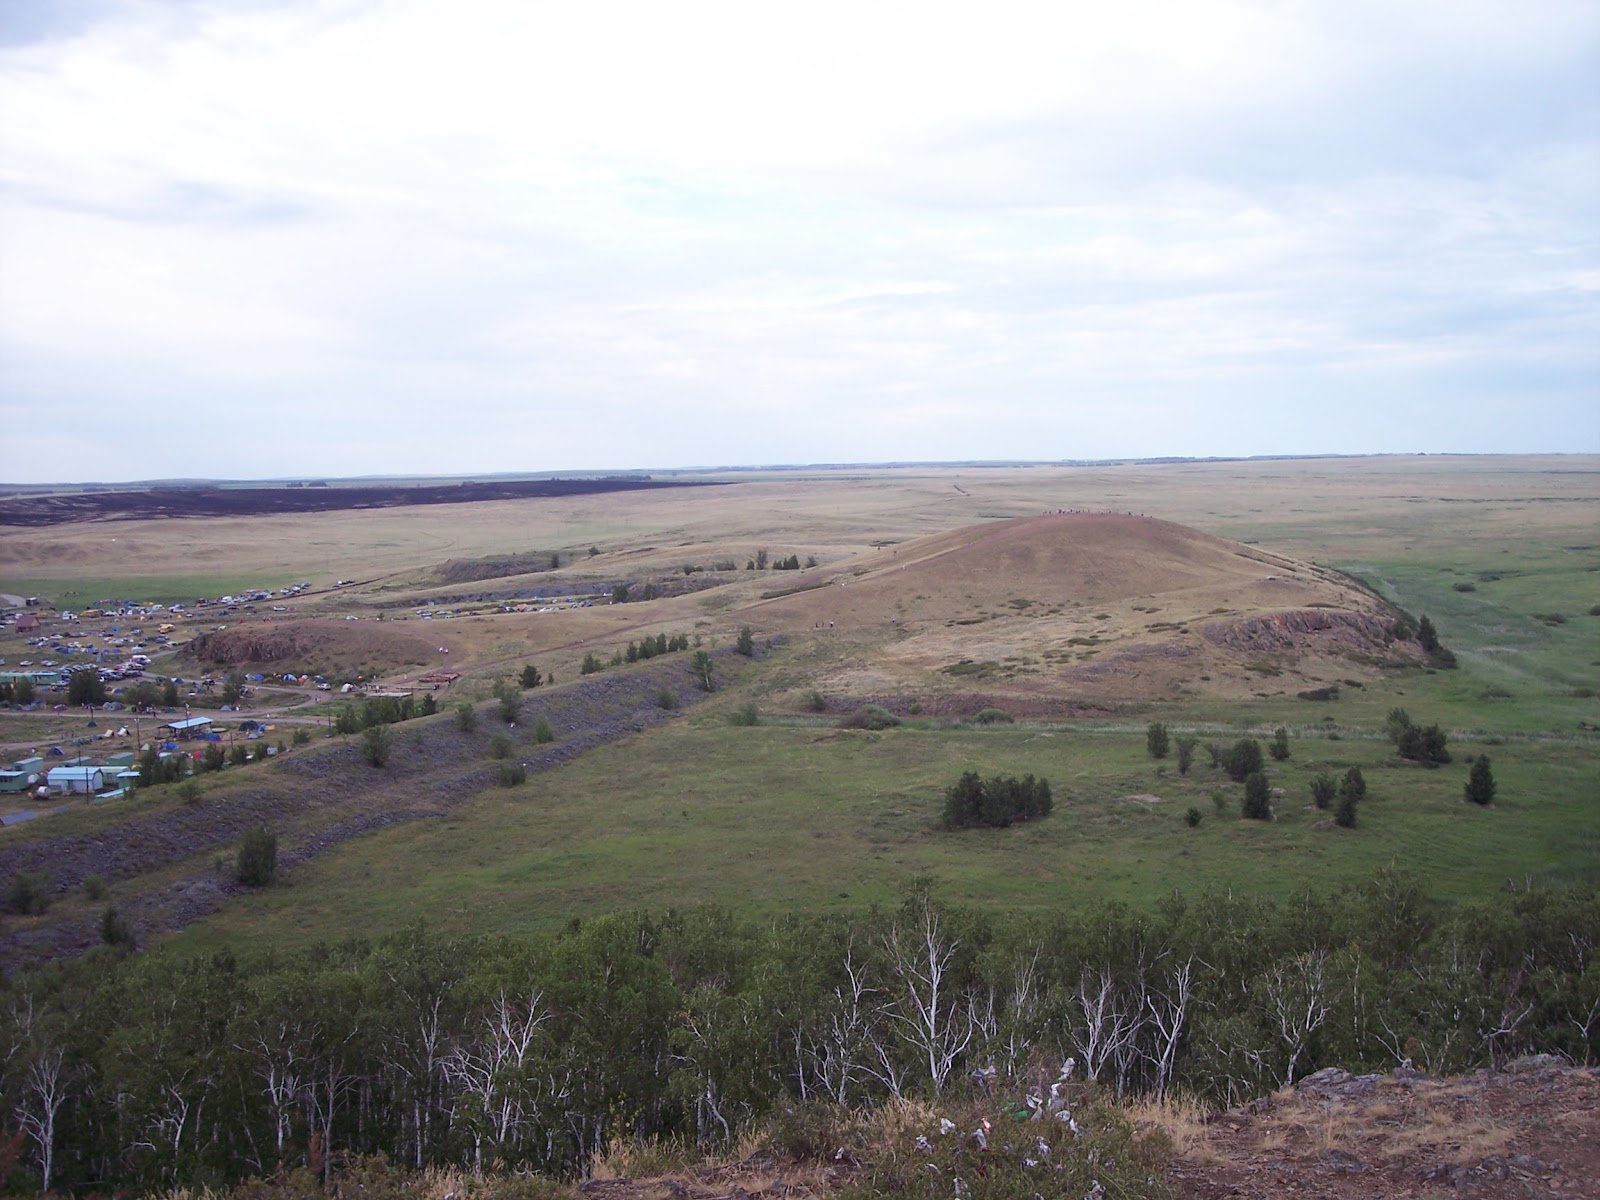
[2,873,1595,1193]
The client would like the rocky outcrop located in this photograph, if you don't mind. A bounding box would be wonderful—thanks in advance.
[1201,608,1413,656]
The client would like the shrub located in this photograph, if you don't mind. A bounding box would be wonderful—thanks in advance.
[4,870,52,915]
[1225,738,1263,782]
[253,741,272,762]
[1417,614,1441,651]
[489,732,512,759]
[493,678,522,724]
[519,663,542,689]
[1384,707,1414,745]
[1210,788,1230,817]
[533,715,554,744]
[82,873,107,901]
[100,905,136,950]
[728,701,760,727]
[974,708,1014,724]
[229,743,249,767]
[176,779,202,805]
[656,687,679,711]
[840,704,898,730]
[1340,766,1367,803]
[201,743,226,773]
[455,701,477,732]
[581,652,602,675]
[802,690,828,713]
[1269,726,1290,761]
[689,651,715,692]
[735,626,755,656]
[1207,741,1224,769]
[497,762,527,787]
[1453,581,1476,592]
[1242,771,1272,820]
[1397,722,1451,766]
[236,826,278,887]
[1184,806,1203,827]
[1175,736,1197,775]
[1335,791,1359,828]
[292,727,312,746]
[942,771,1053,829]
[1146,721,1170,759]
[1464,755,1497,806]
[1310,772,1337,809]
[360,724,392,767]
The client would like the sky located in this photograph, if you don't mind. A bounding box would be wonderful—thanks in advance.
[1,0,1596,483]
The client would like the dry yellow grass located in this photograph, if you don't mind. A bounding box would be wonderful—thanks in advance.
[8,456,1595,589]
[1125,1093,1221,1163]
[5,455,1596,706]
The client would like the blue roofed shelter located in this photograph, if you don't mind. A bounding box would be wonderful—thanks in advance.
[46,765,105,794]
[165,716,213,738]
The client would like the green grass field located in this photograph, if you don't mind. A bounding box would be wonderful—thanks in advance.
[0,573,300,608]
[178,690,1599,956]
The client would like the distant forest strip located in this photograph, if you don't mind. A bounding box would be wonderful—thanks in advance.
[2,873,1595,1192]
[0,478,723,526]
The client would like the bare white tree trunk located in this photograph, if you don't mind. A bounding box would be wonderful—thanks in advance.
[1264,950,1330,1087]
[1144,957,1195,1101]
[807,948,876,1104]
[1071,970,1136,1086]
[883,901,973,1094]
[16,1045,69,1195]
[441,989,549,1169]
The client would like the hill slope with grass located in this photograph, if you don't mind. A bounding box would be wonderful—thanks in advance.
[754,513,1418,707]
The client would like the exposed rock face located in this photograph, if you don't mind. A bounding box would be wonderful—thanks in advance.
[186,620,438,671]
[1202,608,1409,655]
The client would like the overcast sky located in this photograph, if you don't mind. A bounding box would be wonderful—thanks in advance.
[1,0,1596,483]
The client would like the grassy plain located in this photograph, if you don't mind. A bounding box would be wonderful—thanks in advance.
[3,455,1597,956]
[179,702,1597,955]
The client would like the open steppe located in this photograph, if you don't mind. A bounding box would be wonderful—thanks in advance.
[1,455,1597,961]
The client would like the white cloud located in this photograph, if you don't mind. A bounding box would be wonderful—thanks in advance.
[1,0,1596,481]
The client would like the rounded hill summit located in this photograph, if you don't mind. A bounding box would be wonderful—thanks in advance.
[758,513,1418,707]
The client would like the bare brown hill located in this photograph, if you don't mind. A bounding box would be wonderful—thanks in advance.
[752,513,1417,705]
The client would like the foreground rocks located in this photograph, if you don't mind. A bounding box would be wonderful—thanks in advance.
[1168,1061,1599,1199]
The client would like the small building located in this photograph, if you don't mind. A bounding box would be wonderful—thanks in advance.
[46,765,105,794]
[11,756,43,773]
[15,612,40,632]
[105,751,136,767]
[165,716,213,738]
[0,770,35,794]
